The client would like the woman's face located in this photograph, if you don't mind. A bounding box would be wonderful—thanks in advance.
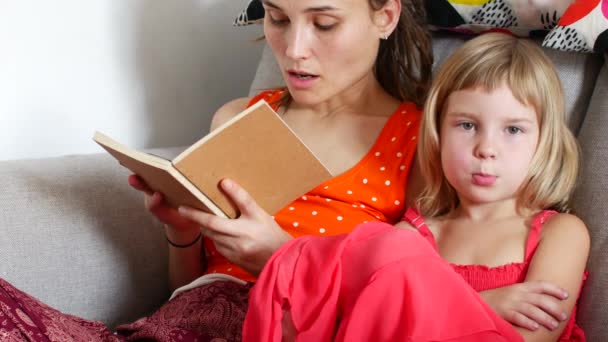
[262,0,387,105]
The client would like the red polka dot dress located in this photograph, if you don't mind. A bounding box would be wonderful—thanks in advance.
[204,90,421,282]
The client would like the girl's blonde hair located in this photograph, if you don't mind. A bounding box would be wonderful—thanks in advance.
[418,33,580,217]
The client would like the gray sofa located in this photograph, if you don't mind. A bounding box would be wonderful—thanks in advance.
[1,32,606,339]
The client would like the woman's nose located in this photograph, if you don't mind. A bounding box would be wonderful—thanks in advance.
[285,26,311,60]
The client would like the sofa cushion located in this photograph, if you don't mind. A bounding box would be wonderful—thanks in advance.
[0,152,176,328]
[249,44,283,97]
[572,58,608,341]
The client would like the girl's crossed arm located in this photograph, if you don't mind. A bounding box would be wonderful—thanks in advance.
[513,213,589,341]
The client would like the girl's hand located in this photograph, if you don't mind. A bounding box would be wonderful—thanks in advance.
[128,175,200,239]
[480,281,569,331]
[178,178,293,276]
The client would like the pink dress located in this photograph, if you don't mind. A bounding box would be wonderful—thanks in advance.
[402,208,586,341]
[243,221,524,341]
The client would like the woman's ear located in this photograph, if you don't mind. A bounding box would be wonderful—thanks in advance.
[373,0,401,39]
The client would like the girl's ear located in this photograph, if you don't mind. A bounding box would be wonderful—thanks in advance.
[373,0,401,39]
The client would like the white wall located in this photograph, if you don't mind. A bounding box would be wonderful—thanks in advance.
[0,0,264,161]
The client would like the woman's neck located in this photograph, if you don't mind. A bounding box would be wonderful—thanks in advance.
[289,75,399,119]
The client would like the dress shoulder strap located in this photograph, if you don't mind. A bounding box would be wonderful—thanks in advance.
[524,210,558,261]
[247,89,286,110]
[402,208,439,251]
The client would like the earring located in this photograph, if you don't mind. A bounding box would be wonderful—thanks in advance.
[381,33,389,40]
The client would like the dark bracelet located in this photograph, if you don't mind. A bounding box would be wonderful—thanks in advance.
[166,232,202,248]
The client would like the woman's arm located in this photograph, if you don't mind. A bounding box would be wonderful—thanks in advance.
[178,178,293,276]
[130,98,253,291]
[165,97,252,289]
[514,213,590,342]
[169,97,292,278]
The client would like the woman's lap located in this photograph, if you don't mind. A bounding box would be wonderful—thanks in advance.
[0,278,251,342]
[0,278,121,342]
[117,280,252,342]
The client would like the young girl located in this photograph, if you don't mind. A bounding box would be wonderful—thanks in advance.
[243,33,589,341]
[398,32,589,341]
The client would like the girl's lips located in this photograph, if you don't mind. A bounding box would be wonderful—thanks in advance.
[472,173,497,186]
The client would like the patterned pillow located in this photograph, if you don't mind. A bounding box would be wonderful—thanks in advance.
[232,0,606,54]
[542,0,608,53]
[233,0,570,35]
[234,0,264,26]
[426,0,573,37]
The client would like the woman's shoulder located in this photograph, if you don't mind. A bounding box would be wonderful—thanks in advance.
[211,90,286,131]
[210,97,251,131]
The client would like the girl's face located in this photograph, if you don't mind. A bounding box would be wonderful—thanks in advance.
[262,0,387,105]
[439,84,540,206]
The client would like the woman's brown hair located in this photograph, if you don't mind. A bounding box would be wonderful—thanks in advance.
[272,0,433,109]
[371,0,433,108]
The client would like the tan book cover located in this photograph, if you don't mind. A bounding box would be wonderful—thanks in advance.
[93,100,332,219]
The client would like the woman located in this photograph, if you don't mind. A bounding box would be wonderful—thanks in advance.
[0,1,573,341]
[121,0,432,340]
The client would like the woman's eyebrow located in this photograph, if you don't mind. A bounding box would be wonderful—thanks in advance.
[262,0,338,13]
[262,0,281,10]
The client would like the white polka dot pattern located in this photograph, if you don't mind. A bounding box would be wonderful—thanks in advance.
[204,97,421,282]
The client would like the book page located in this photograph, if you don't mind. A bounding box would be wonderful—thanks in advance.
[93,132,227,218]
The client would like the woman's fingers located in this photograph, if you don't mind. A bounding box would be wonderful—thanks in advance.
[143,193,197,231]
[178,206,236,237]
[220,178,266,218]
[128,174,153,195]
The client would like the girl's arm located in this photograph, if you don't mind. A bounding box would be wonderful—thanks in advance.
[514,213,590,342]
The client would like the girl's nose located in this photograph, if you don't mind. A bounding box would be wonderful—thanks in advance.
[475,135,497,159]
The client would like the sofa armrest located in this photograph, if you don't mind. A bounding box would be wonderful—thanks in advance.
[0,151,179,328]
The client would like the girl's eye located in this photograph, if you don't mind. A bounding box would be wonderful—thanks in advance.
[507,126,522,134]
[459,122,475,130]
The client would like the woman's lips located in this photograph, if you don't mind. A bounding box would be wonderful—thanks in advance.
[286,71,319,89]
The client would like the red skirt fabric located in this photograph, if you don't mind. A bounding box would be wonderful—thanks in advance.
[244,222,524,341]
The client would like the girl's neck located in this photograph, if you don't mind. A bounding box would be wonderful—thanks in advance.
[452,199,529,222]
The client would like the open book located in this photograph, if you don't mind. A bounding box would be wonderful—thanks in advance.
[93,100,332,219]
